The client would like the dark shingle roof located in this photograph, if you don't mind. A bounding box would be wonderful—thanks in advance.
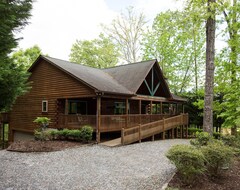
[103,60,156,93]
[40,56,133,95]
[29,55,186,101]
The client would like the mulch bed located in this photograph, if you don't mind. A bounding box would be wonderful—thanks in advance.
[6,140,91,152]
[168,158,240,190]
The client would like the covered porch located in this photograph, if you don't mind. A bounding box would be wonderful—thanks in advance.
[56,95,187,142]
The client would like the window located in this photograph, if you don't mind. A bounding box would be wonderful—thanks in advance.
[68,100,87,115]
[42,100,48,112]
[114,102,130,114]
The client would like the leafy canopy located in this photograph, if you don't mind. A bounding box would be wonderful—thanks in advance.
[69,33,119,68]
[0,0,33,112]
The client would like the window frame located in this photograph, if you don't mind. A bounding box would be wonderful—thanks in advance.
[42,100,48,112]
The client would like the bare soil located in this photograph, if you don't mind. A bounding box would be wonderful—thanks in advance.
[6,140,90,152]
[168,158,240,190]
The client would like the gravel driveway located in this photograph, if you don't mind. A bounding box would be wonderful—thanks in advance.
[0,139,189,190]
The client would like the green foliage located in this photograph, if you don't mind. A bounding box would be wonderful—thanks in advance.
[221,135,240,148]
[34,126,93,142]
[0,0,33,112]
[11,45,42,70]
[213,132,221,139]
[166,145,206,185]
[201,140,234,176]
[79,125,93,142]
[33,117,50,131]
[188,127,203,136]
[34,130,52,141]
[69,33,119,68]
[190,132,213,147]
[142,9,205,93]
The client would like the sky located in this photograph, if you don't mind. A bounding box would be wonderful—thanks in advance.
[16,0,183,60]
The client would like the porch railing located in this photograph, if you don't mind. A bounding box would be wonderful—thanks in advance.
[121,113,189,145]
[58,114,96,129]
[58,113,174,132]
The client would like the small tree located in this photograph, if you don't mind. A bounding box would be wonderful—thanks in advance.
[33,117,50,131]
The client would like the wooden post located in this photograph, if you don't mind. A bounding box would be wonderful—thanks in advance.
[162,118,165,140]
[96,96,101,143]
[183,104,185,113]
[186,125,188,139]
[65,99,68,126]
[160,102,163,114]
[139,125,141,143]
[150,100,152,122]
[139,100,142,125]
[152,135,154,141]
[121,128,125,145]
[125,99,128,128]
[172,128,174,139]
[180,125,183,138]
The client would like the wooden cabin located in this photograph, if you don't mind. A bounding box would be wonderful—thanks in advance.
[9,55,188,143]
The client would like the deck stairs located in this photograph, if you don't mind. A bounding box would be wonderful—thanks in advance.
[100,113,188,147]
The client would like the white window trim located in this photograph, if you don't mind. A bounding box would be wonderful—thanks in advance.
[42,100,48,112]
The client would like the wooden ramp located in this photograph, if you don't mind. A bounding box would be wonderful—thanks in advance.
[100,113,189,147]
[100,138,121,147]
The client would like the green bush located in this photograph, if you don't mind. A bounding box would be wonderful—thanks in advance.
[33,117,50,131]
[33,126,93,142]
[190,132,212,147]
[221,135,239,147]
[80,125,93,142]
[201,140,234,176]
[188,127,203,136]
[34,130,52,141]
[221,135,240,156]
[166,145,206,185]
[213,132,221,139]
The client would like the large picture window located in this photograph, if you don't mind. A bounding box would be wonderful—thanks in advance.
[42,100,48,112]
[68,100,87,115]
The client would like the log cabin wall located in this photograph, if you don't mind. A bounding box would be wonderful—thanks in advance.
[9,60,95,141]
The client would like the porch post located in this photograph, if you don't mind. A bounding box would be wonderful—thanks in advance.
[150,101,153,114]
[150,100,153,122]
[65,99,68,126]
[160,102,163,114]
[96,96,101,143]
[125,98,129,128]
[183,104,185,113]
[139,100,141,125]
[65,99,68,114]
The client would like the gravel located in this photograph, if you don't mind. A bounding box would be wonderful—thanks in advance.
[0,139,189,190]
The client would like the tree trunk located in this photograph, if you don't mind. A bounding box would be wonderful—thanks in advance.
[203,0,216,135]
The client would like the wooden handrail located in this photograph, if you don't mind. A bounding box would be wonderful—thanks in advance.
[121,113,188,145]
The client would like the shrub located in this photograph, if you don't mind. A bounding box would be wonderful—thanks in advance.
[33,117,50,131]
[34,130,52,141]
[166,145,206,185]
[188,127,203,136]
[213,132,221,139]
[221,135,239,147]
[33,126,93,142]
[221,135,240,156]
[190,132,212,147]
[201,140,234,176]
[80,125,93,142]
